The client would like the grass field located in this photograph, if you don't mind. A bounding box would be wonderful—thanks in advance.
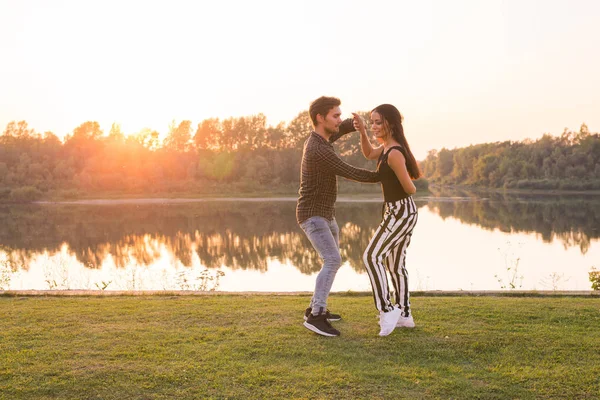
[1,294,599,399]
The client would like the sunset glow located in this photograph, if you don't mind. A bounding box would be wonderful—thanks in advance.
[1,0,599,159]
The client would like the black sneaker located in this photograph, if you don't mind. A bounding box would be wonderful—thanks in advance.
[303,307,342,322]
[303,309,340,337]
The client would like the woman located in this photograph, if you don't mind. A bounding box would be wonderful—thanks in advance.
[352,104,421,336]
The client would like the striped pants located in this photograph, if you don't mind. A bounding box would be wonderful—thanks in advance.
[363,197,418,314]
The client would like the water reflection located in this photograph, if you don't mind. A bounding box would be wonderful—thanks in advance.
[426,189,599,254]
[0,194,598,291]
[0,202,387,274]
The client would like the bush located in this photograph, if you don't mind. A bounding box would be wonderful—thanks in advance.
[589,268,600,291]
[414,178,429,191]
[515,179,559,190]
[558,180,600,191]
[9,186,43,202]
[57,189,80,200]
[0,187,11,199]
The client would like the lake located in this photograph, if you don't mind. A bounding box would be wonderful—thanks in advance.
[1,192,599,292]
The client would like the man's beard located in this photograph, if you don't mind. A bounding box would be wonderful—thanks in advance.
[324,125,339,135]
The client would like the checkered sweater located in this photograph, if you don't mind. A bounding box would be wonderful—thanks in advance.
[296,122,380,224]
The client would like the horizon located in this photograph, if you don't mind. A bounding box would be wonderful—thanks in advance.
[1,0,599,160]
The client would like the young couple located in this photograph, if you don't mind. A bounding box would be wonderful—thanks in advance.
[296,96,420,337]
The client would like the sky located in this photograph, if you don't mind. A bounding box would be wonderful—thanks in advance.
[1,0,599,159]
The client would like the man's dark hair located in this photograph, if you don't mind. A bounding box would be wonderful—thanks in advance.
[309,96,341,128]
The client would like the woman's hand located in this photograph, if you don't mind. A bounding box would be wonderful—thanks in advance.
[351,112,367,134]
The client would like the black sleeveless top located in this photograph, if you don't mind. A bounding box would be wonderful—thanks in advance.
[377,146,410,202]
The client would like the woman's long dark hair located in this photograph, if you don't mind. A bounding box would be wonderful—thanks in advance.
[372,104,421,179]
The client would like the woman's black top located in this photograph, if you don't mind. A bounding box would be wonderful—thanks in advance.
[377,146,410,202]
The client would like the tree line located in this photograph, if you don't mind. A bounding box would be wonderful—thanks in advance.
[1,113,598,202]
[0,111,316,201]
[421,124,600,191]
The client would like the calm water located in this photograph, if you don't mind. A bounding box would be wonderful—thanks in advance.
[1,192,599,292]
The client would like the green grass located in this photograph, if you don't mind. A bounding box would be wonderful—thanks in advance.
[1,295,599,399]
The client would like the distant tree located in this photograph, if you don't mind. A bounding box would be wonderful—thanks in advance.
[285,111,312,149]
[437,148,454,179]
[422,150,438,178]
[63,121,104,172]
[220,118,236,151]
[265,122,286,149]
[132,128,160,151]
[244,154,270,183]
[43,131,62,148]
[197,151,236,181]
[232,117,250,150]
[70,121,103,141]
[107,123,125,142]
[163,120,192,152]
[244,114,268,150]
[9,186,43,202]
[0,162,8,183]
[2,121,35,138]
[194,118,221,150]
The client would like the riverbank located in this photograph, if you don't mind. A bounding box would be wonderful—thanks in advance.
[428,184,600,197]
[1,289,599,297]
[3,185,600,205]
[2,294,598,399]
[18,188,600,205]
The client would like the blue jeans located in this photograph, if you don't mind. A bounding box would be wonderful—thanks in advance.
[300,216,342,314]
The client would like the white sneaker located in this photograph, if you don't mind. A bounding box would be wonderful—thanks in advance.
[396,315,415,328]
[378,307,401,336]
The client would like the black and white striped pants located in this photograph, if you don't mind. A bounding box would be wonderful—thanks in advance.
[363,197,418,314]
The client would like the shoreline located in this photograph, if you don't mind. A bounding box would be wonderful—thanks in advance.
[14,189,600,206]
[2,290,598,297]
[2,184,600,205]
[0,186,595,205]
[30,196,386,205]
[428,185,600,196]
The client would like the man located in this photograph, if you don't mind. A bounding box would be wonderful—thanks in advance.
[297,96,380,337]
